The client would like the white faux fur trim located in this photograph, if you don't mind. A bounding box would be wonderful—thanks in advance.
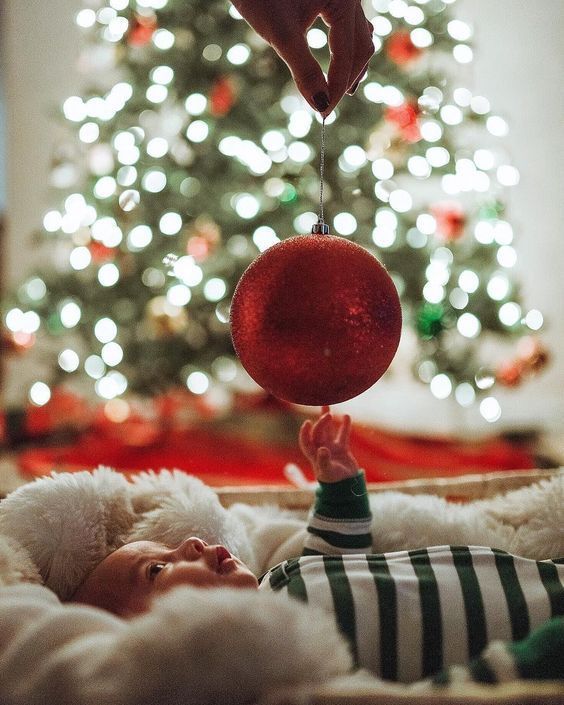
[0,535,42,586]
[369,491,515,555]
[479,474,564,559]
[369,472,564,560]
[0,467,135,599]
[118,586,352,705]
[126,469,256,571]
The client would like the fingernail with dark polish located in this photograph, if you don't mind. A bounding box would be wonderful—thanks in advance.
[349,78,361,95]
[312,91,329,111]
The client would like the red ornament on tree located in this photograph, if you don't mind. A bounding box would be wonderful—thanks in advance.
[430,201,467,241]
[496,359,525,387]
[89,241,116,262]
[386,31,423,66]
[517,336,550,375]
[384,101,421,142]
[127,13,158,47]
[210,75,238,117]
[496,337,549,388]
[230,227,402,406]
[186,216,221,262]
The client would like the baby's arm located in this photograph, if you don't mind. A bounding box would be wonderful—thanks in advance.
[299,407,372,556]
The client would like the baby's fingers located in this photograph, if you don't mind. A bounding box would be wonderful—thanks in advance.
[316,447,332,474]
[299,419,316,460]
[336,414,352,446]
[312,411,333,447]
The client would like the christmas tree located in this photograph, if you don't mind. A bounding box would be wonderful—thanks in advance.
[2,0,548,427]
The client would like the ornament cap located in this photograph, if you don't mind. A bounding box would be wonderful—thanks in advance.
[311,220,330,235]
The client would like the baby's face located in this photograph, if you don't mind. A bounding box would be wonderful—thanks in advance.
[70,537,259,617]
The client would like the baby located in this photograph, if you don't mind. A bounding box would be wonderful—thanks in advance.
[70,405,355,616]
[69,407,564,685]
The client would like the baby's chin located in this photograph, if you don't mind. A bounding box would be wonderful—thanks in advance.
[230,568,260,590]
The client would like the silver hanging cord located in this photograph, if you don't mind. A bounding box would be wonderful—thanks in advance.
[319,117,326,223]
[312,118,329,235]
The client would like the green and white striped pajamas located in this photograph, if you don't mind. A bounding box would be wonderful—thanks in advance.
[429,615,564,686]
[259,473,564,684]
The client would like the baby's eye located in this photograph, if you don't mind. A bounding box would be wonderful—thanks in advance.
[147,562,167,580]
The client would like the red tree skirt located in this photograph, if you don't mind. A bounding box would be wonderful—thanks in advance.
[17,416,536,487]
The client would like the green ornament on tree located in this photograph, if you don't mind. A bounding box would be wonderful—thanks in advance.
[417,304,445,340]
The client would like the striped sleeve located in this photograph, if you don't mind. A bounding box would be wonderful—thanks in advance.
[429,617,564,686]
[302,472,372,556]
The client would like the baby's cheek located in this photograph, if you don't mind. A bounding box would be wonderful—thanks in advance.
[120,588,156,617]
[159,563,216,590]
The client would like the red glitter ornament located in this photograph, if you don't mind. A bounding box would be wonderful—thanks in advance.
[230,232,402,406]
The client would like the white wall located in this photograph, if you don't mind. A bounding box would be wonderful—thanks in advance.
[2,1,563,434]
[3,0,84,285]
[454,0,564,434]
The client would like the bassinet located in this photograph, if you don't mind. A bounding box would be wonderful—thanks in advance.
[0,465,561,704]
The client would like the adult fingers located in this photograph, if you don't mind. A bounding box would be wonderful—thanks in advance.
[323,0,357,115]
[272,32,330,112]
[233,0,330,112]
[345,6,374,95]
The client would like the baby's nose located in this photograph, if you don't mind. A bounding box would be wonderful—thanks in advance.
[176,537,208,559]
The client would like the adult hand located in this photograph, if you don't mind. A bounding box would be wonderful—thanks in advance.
[231,0,374,116]
[299,406,359,483]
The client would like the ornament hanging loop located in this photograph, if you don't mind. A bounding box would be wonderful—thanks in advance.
[312,221,330,234]
[312,118,329,235]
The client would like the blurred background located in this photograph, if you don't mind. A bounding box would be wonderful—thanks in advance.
[0,0,562,487]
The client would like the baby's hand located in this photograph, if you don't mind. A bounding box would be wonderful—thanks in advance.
[299,406,359,483]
